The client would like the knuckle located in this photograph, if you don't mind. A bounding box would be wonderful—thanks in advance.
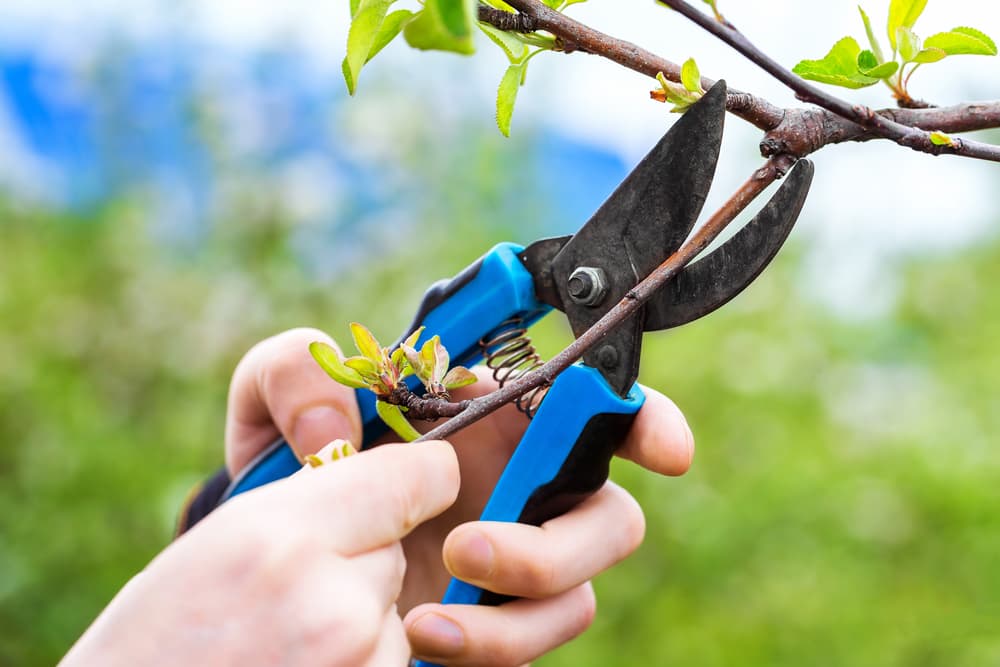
[572,583,598,635]
[384,542,408,599]
[254,531,314,588]
[618,493,647,556]
[487,625,523,667]
[518,552,558,596]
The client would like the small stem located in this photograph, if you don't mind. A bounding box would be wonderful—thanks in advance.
[417,157,789,442]
[384,386,471,420]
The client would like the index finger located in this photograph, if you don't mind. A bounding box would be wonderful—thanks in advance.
[226,327,363,473]
[616,385,695,476]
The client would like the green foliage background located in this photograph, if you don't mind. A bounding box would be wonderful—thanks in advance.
[1,137,999,665]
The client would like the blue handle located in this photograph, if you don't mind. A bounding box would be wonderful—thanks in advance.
[413,365,643,667]
[221,242,550,501]
[442,364,643,604]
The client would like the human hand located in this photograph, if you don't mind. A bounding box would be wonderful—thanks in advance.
[61,439,459,667]
[224,327,695,666]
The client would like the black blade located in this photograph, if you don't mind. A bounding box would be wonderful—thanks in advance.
[547,81,728,396]
[622,81,727,286]
[519,235,571,311]
[645,159,814,331]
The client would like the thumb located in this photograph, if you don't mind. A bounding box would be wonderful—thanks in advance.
[292,440,461,554]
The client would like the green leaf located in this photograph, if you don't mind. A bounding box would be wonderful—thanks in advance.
[680,58,702,93]
[858,5,886,64]
[858,49,898,79]
[436,0,478,39]
[860,60,899,78]
[403,3,475,54]
[953,27,997,53]
[309,342,368,389]
[653,71,702,113]
[350,0,361,18]
[857,49,878,71]
[402,326,425,351]
[887,0,928,49]
[496,61,526,137]
[925,27,998,56]
[896,27,921,62]
[420,336,449,384]
[344,356,380,380]
[341,58,355,96]
[912,47,946,63]
[350,322,383,363]
[375,401,421,442]
[367,9,415,63]
[390,346,407,369]
[401,344,427,381]
[442,366,478,390]
[541,0,561,7]
[929,130,954,146]
[479,22,529,63]
[344,0,393,95]
[417,337,437,382]
[792,37,880,89]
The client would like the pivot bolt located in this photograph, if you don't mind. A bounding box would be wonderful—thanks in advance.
[567,266,608,307]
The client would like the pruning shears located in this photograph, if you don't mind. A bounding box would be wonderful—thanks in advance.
[211,81,813,660]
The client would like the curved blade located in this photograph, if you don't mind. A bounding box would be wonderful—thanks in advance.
[623,80,728,285]
[551,81,727,292]
[645,159,814,331]
[548,81,728,395]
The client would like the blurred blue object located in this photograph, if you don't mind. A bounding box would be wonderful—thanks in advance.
[0,51,102,205]
[0,41,625,244]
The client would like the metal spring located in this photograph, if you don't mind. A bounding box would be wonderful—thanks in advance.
[479,317,548,418]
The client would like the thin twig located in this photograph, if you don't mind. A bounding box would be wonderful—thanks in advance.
[659,0,1000,162]
[495,0,785,131]
[478,4,537,33]
[417,156,790,442]
[478,0,1000,159]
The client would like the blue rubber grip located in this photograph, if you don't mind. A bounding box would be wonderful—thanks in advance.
[221,242,550,501]
[413,365,644,667]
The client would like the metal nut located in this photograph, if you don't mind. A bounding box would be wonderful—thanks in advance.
[567,266,608,307]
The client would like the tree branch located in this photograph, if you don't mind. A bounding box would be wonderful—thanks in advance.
[492,0,784,131]
[417,155,791,442]
[478,5,537,33]
[760,102,1000,158]
[416,0,1000,442]
[658,0,1000,162]
[479,0,1000,160]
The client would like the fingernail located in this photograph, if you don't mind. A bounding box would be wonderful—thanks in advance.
[291,406,352,455]
[446,530,494,580]
[683,420,695,467]
[409,613,465,657]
